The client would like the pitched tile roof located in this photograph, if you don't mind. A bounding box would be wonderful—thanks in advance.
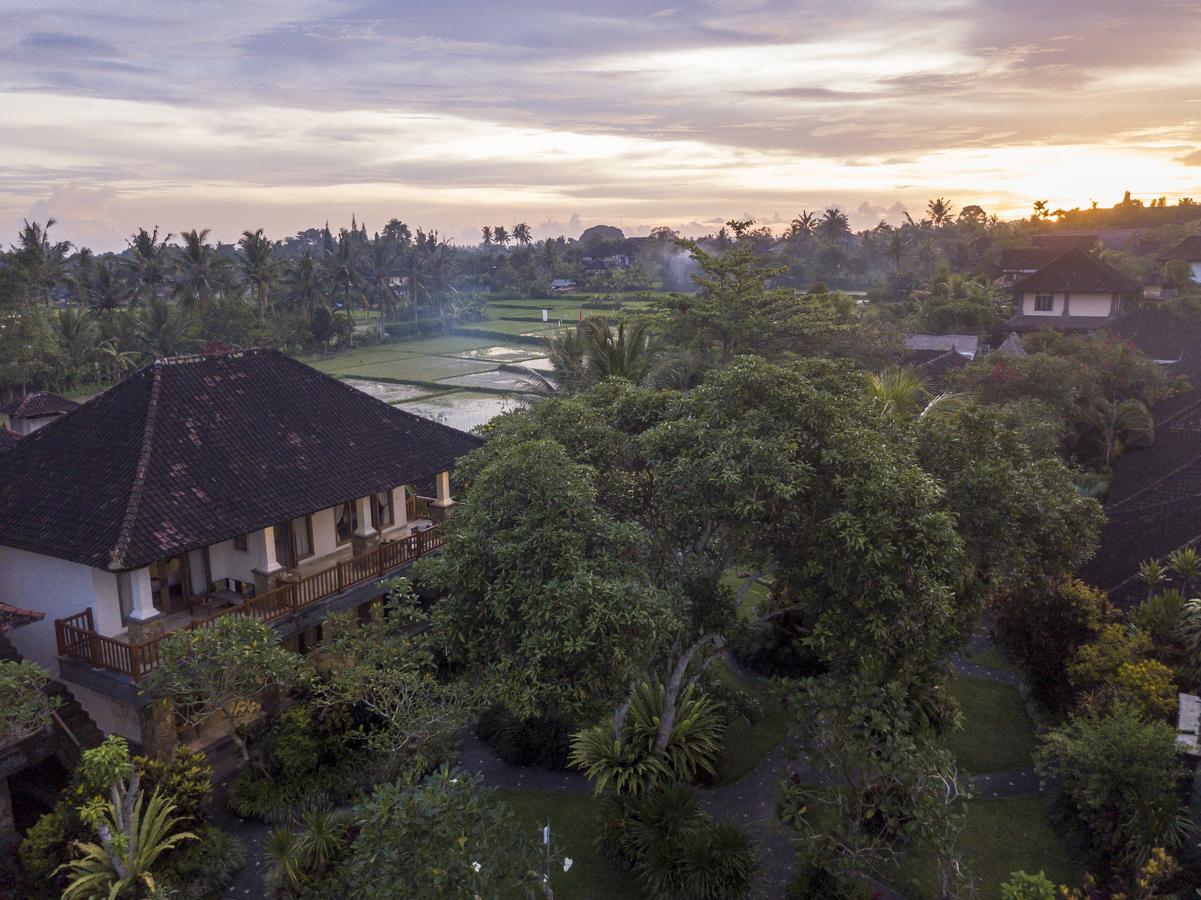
[1011,248,1139,294]
[903,334,978,356]
[1158,236,1201,263]
[0,602,44,634]
[994,332,1028,357]
[0,391,79,419]
[0,429,19,452]
[0,348,483,571]
[1002,313,1118,333]
[1106,307,1201,365]
[913,349,971,385]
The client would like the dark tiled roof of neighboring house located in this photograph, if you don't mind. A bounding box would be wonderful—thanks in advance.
[1002,314,1118,333]
[993,332,1027,357]
[1030,234,1099,251]
[0,429,20,452]
[1158,236,1201,263]
[914,349,971,386]
[903,334,978,356]
[1106,307,1201,365]
[0,348,483,571]
[999,247,1060,272]
[0,602,44,634]
[0,391,79,419]
[1011,248,1140,294]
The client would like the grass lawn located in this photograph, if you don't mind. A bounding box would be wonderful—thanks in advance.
[493,789,640,900]
[887,796,1084,899]
[459,318,563,335]
[709,661,789,785]
[719,570,772,621]
[972,646,1020,674]
[943,676,1038,774]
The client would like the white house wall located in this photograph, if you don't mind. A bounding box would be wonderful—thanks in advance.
[67,682,141,741]
[1021,291,1115,317]
[0,545,120,670]
[1191,262,1201,282]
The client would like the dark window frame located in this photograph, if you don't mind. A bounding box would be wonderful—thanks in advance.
[335,502,355,546]
[1034,293,1054,312]
[371,490,395,530]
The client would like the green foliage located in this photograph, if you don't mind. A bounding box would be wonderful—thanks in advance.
[570,682,725,796]
[1000,869,1057,900]
[1110,659,1177,720]
[142,616,303,768]
[18,810,68,881]
[601,785,759,899]
[1067,624,1152,697]
[0,658,59,743]
[476,705,575,770]
[418,438,677,722]
[134,746,213,825]
[57,788,196,900]
[160,824,246,900]
[266,808,350,895]
[1036,702,1189,871]
[1129,589,1188,663]
[993,578,1113,707]
[348,765,548,900]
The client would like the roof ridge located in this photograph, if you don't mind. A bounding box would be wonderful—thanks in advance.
[107,366,164,570]
[1105,420,1201,512]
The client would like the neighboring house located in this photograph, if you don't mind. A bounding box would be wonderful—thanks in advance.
[0,348,481,751]
[913,349,971,388]
[903,334,979,359]
[993,332,1028,357]
[1003,247,1139,332]
[580,254,631,270]
[1158,235,1201,283]
[997,247,1060,287]
[549,278,578,294]
[0,391,79,435]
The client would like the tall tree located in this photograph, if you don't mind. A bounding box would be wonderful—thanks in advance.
[816,208,850,243]
[324,229,360,332]
[364,232,400,322]
[237,228,280,320]
[480,225,493,247]
[284,251,321,323]
[172,229,225,310]
[492,225,510,248]
[124,227,173,305]
[13,218,72,307]
[513,222,532,246]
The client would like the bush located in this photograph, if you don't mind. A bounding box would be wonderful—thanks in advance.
[1111,659,1177,720]
[18,810,68,881]
[476,705,574,769]
[731,613,828,678]
[1036,702,1188,871]
[161,823,246,900]
[383,317,446,340]
[1000,870,1057,900]
[135,746,213,825]
[600,785,759,899]
[226,752,371,823]
[1067,624,1152,696]
[993,577,1112,707]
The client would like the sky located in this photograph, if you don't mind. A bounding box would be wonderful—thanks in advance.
[1,0,1200,251]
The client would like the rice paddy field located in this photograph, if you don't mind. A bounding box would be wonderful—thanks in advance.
[298,292,659,431]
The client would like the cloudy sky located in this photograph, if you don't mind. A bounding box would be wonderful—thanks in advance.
[1,0,1200,250]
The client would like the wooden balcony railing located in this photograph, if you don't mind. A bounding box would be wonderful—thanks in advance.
[55,526,444,683]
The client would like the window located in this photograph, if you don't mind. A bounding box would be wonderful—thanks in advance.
[1034,293,1054,312]
[291,515,313,560]
[233,533,248,553]
[372,491,394,529]
[335,502,355,545]
[274,522,292,566]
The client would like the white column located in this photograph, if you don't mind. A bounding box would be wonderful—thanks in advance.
[433,471,454,508]
[354,496,376,537]
[259,526,284,574]
[122,567,158,622]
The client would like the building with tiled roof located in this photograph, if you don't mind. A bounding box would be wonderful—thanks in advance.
[1003,248,1139,333]
[0,391,78,435]
[1158,236,1201,283]
[0,348,481,749]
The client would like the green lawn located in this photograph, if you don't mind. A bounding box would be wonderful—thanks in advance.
[719,570,772,621]
[458,319,563,335]
[709,661,789,785]
[972,646,1020,674]
[493,789,640,900]
[943,676,1038,774]
[887,796,1084,899]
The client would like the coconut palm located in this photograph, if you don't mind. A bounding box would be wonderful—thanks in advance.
[513,222,532,246]
[13,218,72,307]
[927,197,954,227]
[172,229,226,310]
[57,788,195,900]
[867,367,970,420]
[88,260,129,312]
[54,308,101,385]
[1080,397,1154,467]
[518,317,669,396]
[786,211,816,240]
[237,228,280,320]
[137,299,201,358]
[816,208,850,243]
[324,229,360,331]
[493,225,511,248]
[480,225,493,247]
[285,251,322,323]
[364,232,400,321]
[124,226,173,305]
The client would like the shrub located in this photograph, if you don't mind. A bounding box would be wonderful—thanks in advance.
[1036,702,1188,871]
[731,614,828,678]
[383,318,445,340]
[1129,590,1188,662]
[1067,624,1152,696]
[18,810,68,881]
[161,824,246,900]
[476,705,574,769]
[993,577,1112,706]
[1112,659,1177,720]
[135,746,213,825]
[1000,870,1057,900]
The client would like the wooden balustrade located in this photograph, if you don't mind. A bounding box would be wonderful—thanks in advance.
[54,523,443,682]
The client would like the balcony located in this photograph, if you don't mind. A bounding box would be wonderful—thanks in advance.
[54,524,444,683]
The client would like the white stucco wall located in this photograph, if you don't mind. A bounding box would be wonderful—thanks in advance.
[1191,262,1201,282]
[67,682,141,741]
[1021,291,1115,317]
[0,545,122,670]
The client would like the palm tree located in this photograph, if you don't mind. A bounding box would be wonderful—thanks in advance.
[55,308,101,386]
[885,231,906,269]
[1031,200,1050,221]
[493,225,511,248]
[324,229,360,332]
[1080,397,1154,467]
[480,225,493,247]
[285,251,322,323]
[513,222,532,246]
[364,232,400,322]
[237,228,279,320]
[172,229,225,310]
[13,218,72,307]
[124,226,173,305]
[866,367,970,420]
[519,317,665,395]
[786,211,816,240]
[1138,558,1170,599]
[1169,547,1201,597]
[926,198,954,227]
[816,208,850,243]
[88,260,128,312]
[137,300,200,358]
